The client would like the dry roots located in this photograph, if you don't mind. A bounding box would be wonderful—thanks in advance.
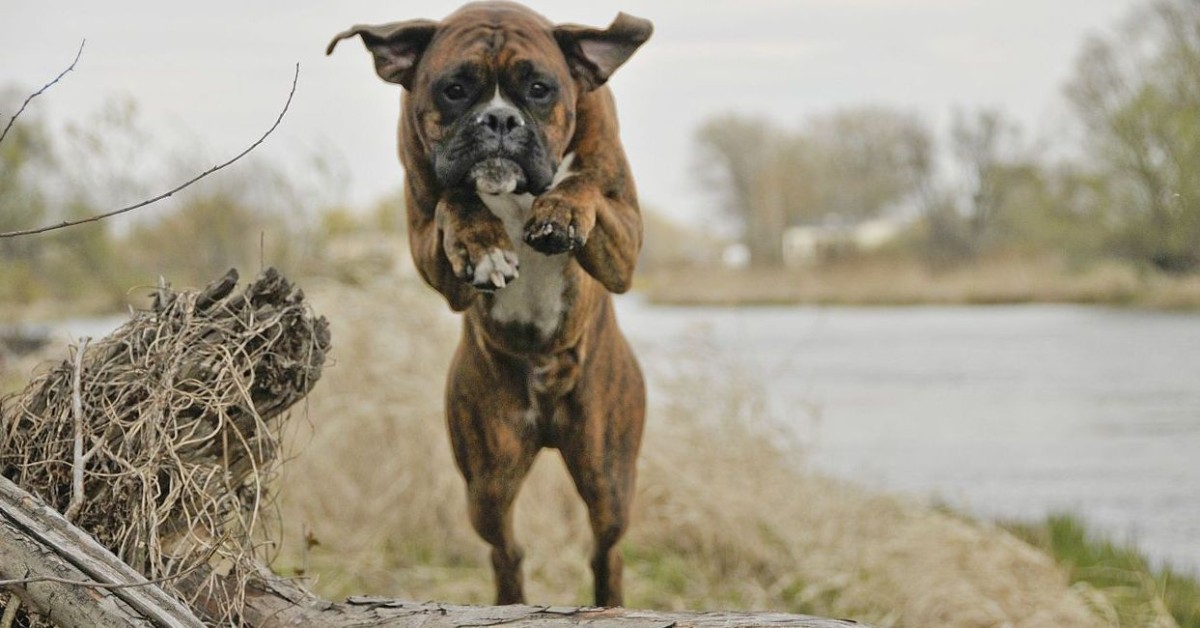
[0,267,329,624]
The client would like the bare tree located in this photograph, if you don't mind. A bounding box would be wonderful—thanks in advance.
[950,108,1024,253]
[802,107,932,224]
[696,115,789,266]
[695,108,932,267]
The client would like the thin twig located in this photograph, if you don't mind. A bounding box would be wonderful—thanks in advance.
[0,63,301,239]
[0,40,85,147]
[64,337,91,523]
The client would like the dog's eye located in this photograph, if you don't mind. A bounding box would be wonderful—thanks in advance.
[443,84,468,102]
[528,81,552,100]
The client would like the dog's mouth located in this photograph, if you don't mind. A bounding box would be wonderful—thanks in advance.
[469,157,529,195]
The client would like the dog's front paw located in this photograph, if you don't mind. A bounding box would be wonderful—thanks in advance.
[445,236,520,292]
[440,201,520,291]
[469,248,520,291]
[523,193,593,255]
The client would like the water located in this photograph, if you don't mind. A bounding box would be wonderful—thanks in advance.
[615,299,1200,575]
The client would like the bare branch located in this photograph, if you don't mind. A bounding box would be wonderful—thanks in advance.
[0,63,301,239]
[0,40,85,147]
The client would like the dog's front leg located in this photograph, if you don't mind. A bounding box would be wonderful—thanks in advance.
[523,174,642,294]
[437,191,520,292]
[407,191,519,311]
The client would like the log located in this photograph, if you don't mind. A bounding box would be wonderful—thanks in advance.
[0,475,204,628]
[239,592,866,627]
[183,562,867,628]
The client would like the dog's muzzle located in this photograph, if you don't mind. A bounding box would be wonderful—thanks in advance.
[434,102,555,195]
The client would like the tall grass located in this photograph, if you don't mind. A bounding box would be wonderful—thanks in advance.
[1008,514,1200,628]
[271,274,1114,626]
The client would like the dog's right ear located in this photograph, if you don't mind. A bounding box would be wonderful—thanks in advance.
[326,20,439,90]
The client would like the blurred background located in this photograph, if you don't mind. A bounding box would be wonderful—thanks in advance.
[3,1,1199,626]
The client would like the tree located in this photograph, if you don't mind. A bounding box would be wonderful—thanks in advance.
[695,115,789,266]
[0,88,56,303]
[695,108,932,267]
[950,109,1024,250]
[1067,0,1200,273]
[802,107,932,224]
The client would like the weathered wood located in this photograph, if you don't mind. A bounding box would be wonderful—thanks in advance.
[175,565,864,628]
[266,596,866,627]
[0,475,205,628]
[0,518,144,628]
[0,267,331,626]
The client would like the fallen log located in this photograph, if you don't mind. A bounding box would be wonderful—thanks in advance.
[0,474,204,628]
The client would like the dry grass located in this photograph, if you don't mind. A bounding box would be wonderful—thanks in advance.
[641,253,1200,309]
[271,273,1123,627]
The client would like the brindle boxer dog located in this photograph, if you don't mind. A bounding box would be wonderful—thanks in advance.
[327,1,651,607]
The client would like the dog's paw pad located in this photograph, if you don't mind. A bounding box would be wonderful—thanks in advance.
[471,248,519,291]
[524,220,582,255]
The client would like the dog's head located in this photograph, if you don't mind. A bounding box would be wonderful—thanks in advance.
[328,1,652,196]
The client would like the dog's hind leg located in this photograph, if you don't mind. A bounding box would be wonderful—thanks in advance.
[466,464,534,604]
[560,338,646,607]
[446,337,539,605]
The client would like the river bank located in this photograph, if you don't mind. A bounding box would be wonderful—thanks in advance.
[639,254,1200,309]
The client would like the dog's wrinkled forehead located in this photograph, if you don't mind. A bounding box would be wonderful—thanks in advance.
[416,5,570,92]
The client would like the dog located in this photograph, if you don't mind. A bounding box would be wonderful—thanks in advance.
[327,1,651,607]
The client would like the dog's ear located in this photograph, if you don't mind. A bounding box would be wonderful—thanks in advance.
[327,19,439,90]
[554,13,652,92]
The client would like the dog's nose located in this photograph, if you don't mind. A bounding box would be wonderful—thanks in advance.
[476,104,525,134]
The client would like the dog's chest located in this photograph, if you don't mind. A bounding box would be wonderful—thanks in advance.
[478,193,569,339]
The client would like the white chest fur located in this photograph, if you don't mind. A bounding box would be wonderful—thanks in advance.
[478,192,569,338]
[476,153,576,339]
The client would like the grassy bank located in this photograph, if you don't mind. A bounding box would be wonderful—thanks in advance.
[1006,515,1200,628]
[269,274,1126,627]
[640,254,1200,309]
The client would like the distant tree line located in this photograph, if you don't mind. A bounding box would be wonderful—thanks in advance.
[698,0,1200,273]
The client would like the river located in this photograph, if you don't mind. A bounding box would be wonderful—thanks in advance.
[615,299,1200,576]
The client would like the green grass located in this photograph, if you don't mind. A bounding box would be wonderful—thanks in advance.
[1006,513,1200,627]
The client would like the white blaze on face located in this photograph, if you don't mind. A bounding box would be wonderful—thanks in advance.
[488,86,508,109]
[477,152,577,339]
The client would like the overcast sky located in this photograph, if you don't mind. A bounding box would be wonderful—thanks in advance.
[2,0,1143,218]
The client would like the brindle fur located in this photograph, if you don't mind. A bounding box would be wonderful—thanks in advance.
[329,1,651,607]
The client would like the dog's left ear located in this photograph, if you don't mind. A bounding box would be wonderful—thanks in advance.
[554,13,653,92]
[327,19,439,90]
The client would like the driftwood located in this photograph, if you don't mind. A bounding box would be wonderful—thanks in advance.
[0,267,331,626]
[0,475,203,628]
